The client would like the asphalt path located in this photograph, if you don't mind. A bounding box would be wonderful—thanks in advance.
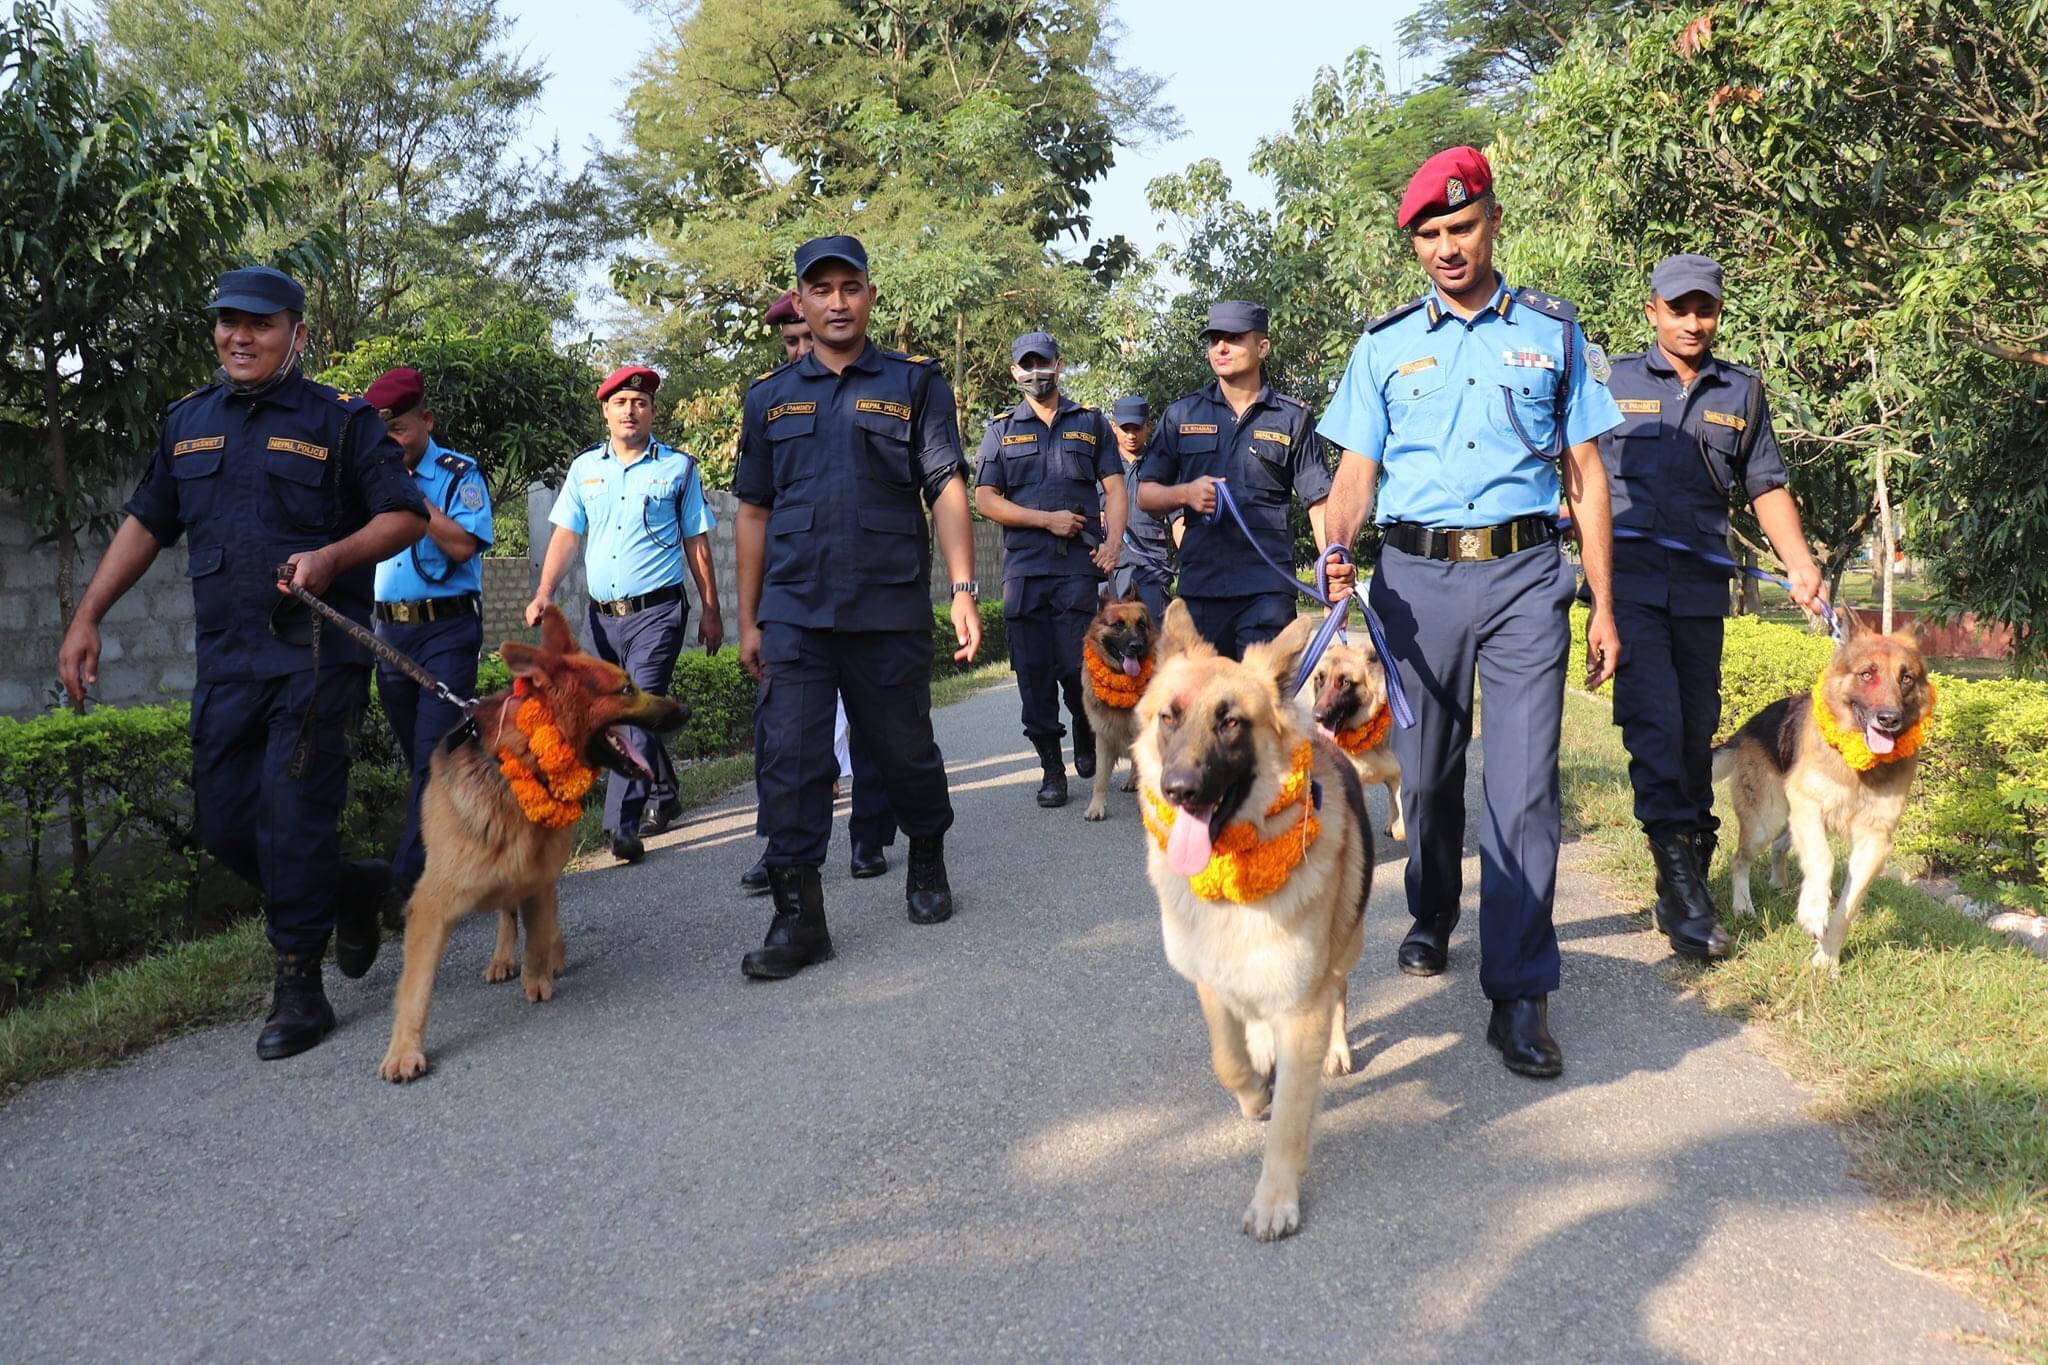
[0,680,2003,1360]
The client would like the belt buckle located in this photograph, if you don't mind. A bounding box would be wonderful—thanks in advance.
[393,602,419,624]
[1458,530,1483,562]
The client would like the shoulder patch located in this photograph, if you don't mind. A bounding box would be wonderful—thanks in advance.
[1364,297,1429,334]
[1513,288,1579,322]
[459,482,486,510]
[1585,342,1612,384]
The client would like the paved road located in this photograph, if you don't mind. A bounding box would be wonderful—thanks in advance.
[0,681,2002,1361]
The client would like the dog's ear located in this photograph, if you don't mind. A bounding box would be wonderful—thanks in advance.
[1242,615,1318,699]
[500,641,554,686]
[537,603,577,656]
[1833,606,1865,645]
[1157,599,1213,662]
[1120,580,1143,604]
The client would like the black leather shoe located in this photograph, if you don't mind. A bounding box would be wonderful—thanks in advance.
[333,859,390,980]
[1032,735,1068,808]
[1397,910,1458,977]
[641,798,684,837]
[850,841,888,879]
[1487,996,1563,1079]
[1647,831,1731,960]
[256,952,336,1060]
[611,830,645,864]
[905,835,954,924]
[739,858,770,894]
[1072,715,1096,779]
[742,866,833,980]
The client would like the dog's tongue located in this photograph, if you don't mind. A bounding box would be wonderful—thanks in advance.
[1166,807,1215,877]
[1121,655,1142,677]
[617,728,652,778]
[1865,723,1896,755]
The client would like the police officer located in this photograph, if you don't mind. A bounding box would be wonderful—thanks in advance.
[974,332,1127,806]
[1318,147,1623,1079]
[734,234,982,980]
[529,366,721,862]
[1136,301,1331,660]
[765,288,809,361]
[57,266,428,1060]
[363,367,493,916]
[1106,395,1181,626]
[1601,253,1824,959]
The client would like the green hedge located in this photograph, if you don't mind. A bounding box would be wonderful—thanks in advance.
[1567,604,2048,903]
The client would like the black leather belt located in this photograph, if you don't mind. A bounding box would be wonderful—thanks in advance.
[1382,516,1559,563]
[591,583,684,617]
[375,592,480,624]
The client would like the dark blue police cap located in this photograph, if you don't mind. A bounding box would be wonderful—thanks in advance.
[1202,300,1269,337]
[1111,395,1150,427]
[1011,331,1059,363]
[794,235,868,280]
[1650,253,1724,303]
[207,266,305,316]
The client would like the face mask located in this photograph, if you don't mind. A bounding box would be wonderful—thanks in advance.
[1014,365,1058,399]
[218,334,304,397]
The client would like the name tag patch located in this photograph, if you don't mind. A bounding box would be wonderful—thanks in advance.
[767,401,816,422]
[1060,429,1097,445]
[855,398,912,421]
[267,437,327,462]
[1251,429,1292,447]
[173,436,225,457]
[1179,423,1218,436]
[1702,410,1748,431]
[1615,399,1662,413]
[1395,357,1438,376]
[1502,349,1556,369]
[1001,434,1037,446]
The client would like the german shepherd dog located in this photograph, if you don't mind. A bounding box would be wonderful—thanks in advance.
[1714,615,1932,970]
[1080,585,1159,821]
[1134,602,1371,1239]
[378,605,686,1082]
[1307,639,1405,841]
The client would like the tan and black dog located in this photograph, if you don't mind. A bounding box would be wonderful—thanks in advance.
[1134,602,1371,1239]
[1307,639,1404,841]
[1714,614,1934,969]
[378,605,686,1082]
[1079,585,1159,821]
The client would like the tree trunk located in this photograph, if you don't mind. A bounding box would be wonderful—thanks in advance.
[1873,447,1895,634]
[42,332,95,959]
[1737,546,1762,614]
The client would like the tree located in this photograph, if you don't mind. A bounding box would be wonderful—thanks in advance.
[0,0,296,668]
[101,0,624,358]
[1398,0,1653,95]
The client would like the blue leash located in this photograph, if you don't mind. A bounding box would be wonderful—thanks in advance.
[1563,519,1842,641]
[1203,479,1416,729]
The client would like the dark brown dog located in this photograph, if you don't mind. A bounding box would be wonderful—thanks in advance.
[1080,585,1159,820]
[1307,639,1404,841]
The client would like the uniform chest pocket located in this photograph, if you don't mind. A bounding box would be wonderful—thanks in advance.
[1174,431,1220,479]
[998,443,1044,492]
[1389,364,1447,408]
[854,503,924,584]
[1696,419,1743,492]
[764,503,816,584]
[170,446,223,523]
[262,447,336,535]
[853,406,914,487]
[1053,434,1100,484]
[765,411,817,490]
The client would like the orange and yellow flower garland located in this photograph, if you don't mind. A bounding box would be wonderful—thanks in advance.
[1810,676,1936,772]
[1082,638,1153,709]
[497,693,595,828]
[1142,740,1320,903]
[1330,703,1391,755]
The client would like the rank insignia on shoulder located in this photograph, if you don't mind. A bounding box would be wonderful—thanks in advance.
[435,453,470,473]
[904,354,935,365]
[460,483,486,510]
[1702,409,1747,431]
[1514,288,1578,321]
[1366,297,1428,334]
[1585,342,1612,384]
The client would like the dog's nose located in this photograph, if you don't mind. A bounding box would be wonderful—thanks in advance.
[1873,707,1903,730]
[1161,767,1205,806]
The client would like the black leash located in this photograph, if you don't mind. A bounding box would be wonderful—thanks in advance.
[274,564,480,716]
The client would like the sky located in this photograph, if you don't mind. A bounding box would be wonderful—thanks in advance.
[501,0,1432,265]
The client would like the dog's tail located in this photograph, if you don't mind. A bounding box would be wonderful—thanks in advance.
[1711,740,1738,785]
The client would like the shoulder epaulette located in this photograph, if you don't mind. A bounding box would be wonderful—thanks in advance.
[1513,288,1579,322]
[1273,392,1309,412]
[435,452,473,475]
[167,383,217,412]
[750,358,797,387]
[1364,297,1429,334]
[902,353,937,366]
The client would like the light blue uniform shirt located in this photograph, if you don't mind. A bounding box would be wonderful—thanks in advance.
[550,439,714,601]
[373,438,494,601]
[1318,276,1623,527]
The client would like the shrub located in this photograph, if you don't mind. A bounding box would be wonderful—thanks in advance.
[932,601,1008,677]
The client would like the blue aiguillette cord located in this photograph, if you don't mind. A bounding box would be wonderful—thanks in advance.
[1561,518,1842,641]
[1203,479,1416,728]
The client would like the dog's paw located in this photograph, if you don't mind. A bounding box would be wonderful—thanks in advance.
[1119,772,1138,793]
[523,974,555,1004]
[379,1047,428,1083]
[1388,819,1405,842]
[550,937,567,973]
[1242,1186,1301,1241]
[482,956,519,984]
[1323,1042,1354,1078]
[1234,1079,1273,1121]
[1807,946,1841,974]
[1083,801,1108,821]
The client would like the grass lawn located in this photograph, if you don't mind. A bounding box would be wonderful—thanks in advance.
[1559,689,2048,1357]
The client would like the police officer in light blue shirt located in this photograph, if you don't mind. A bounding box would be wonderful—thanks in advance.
[530,365,721,862]
[365,367,494,913]
[1319,146,1622,1080]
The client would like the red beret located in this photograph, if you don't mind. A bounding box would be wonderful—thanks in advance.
[364,366,424,419]
[1398,145,1494,229]
[764,290,801,325]
[597,365,661,403]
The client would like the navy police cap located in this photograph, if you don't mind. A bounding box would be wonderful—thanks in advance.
[207,266,305,316]
[1201,300,1269,337]
[1011,331,1059,363]
[1111,395,1150,427]
[794,235,868,280]
[1651,253,1724,303]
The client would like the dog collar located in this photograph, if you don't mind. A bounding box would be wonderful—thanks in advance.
[1331,705,1390,755]
[1141,740,1321,903]
[1083,638,1152,709]
[1809,676,1935,771]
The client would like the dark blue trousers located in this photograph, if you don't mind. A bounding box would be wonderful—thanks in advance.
[374,611,482,893]
[1182,591,1296,661]
[191,666,369,954]
[1611,601,1723,838]
[756,624,951,868]
[750,701,898,847]
[1370,543,1577,1001]
[1003,574,1096,740]
[586,596,684,835]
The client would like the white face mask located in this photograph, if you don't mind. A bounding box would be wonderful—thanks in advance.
[1013,364,1058,399]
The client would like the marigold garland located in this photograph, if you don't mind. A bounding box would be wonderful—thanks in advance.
[1810,676,1936,772]
[1083,638,1153,709]
[496,697,595,827]
[1142,740,1320,903]
[1331,704,1391,755]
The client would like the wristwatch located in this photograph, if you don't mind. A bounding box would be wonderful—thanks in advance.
[950,580,979,599]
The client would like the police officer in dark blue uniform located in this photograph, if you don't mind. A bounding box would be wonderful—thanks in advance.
[1319,147,1623,1079]
[59,266,428,1060]
[363,367,494,918]
[1136,301,1332,660]
[1107,395,1180,627]
[733,234,983,980]
[1601,253,1825,959]
[974,331,1127,807]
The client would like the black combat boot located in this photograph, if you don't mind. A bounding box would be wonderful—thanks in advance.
[1032,735,1068,808]
[739,857,770,893]
[905,834,955,924]
[1487,996,1563,1078]
[256,951,337,1060]
[741,866,833,980]
[1647,831,1731,960]
[1071,709,1096,780]
[1397,909,1459,977]
[333,858,390,980]
[849,841,888,878]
